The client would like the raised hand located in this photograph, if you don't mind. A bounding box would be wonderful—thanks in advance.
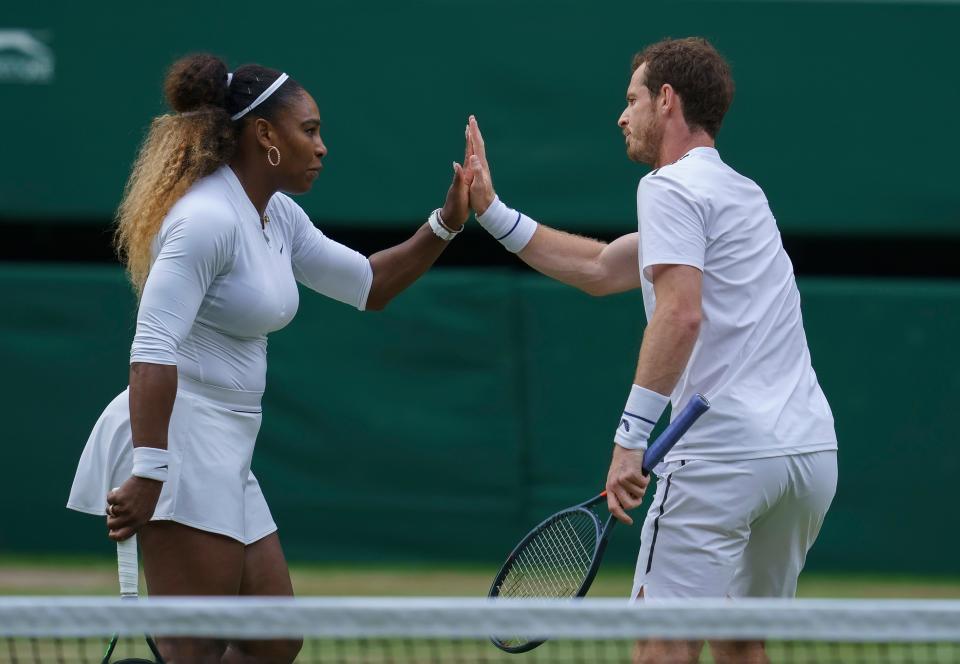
[438,122,476,229]
[466,115,496,215]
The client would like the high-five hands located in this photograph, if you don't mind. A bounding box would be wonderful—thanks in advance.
[463,115,538,254]
[440,123,476,228]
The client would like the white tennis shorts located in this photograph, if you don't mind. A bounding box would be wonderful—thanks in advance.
[66,376,277,545]
[632,451,837,599]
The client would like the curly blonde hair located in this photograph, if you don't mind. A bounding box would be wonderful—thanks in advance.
[114,112,235,294]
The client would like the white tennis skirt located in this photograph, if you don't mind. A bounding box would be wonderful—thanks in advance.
[66,375,277,545]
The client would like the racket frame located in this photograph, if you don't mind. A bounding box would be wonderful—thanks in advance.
[488,493,615,653]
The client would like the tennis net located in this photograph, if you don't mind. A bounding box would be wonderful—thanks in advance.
[2,597,959,663]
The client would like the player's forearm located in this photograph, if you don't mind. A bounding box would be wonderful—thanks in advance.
[611,303,699,452]
[128,362,177,450]
[516,225,612,295]
[366,224,449,311]
[633,304,701,395]
[477,196,629,295]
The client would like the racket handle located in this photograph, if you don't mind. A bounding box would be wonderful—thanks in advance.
[118,535,139,599]
[642,393,710,474]
[112,486,139,599]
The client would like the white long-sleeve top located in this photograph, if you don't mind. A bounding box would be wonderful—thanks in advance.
[130,165,372,392]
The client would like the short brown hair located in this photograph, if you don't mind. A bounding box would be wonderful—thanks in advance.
[632,38,734,138]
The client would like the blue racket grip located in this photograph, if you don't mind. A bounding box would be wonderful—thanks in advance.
[641,393,710,474]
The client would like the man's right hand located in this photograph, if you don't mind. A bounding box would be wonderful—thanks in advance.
[467,115,496,215]
[605,443,650,525]
[106,475,163,542]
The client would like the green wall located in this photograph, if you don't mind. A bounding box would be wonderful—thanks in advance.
[3,264,958,574]
[2,0,957,234]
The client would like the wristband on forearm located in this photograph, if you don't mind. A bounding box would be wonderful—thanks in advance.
[427,208,462,241]
[613,385,670,450]
[132,446,169,482]
[475,196,538,253]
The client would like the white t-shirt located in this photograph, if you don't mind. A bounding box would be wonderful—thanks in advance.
[130,165,373,393]
[638,147,837,461]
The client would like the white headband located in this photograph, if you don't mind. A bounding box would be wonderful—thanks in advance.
[230,73,289,122]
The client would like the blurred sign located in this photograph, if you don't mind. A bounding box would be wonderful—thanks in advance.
[0,29,53,84]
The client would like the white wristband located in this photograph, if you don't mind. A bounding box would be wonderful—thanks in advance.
[475,196,537,253]
[427,208,461,241]
[613,385,670,450]
[132,446,170,482]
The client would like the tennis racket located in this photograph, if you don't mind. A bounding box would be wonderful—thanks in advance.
[101,500,164,664]
[488,393,710,654]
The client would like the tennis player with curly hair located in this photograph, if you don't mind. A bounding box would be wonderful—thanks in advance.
[467,38,837,664]
[67,53,472,663]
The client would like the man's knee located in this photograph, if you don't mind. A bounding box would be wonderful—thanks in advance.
[710,639,768,664]
[633,639,703,664]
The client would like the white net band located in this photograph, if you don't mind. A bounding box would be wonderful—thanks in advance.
[1,597,959,642]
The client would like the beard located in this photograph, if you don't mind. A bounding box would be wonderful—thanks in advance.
[626,114,663,166]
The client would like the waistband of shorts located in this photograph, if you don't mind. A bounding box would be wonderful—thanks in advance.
[177,375,263,410]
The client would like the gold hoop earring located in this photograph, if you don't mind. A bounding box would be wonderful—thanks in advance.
[267,146,281,167]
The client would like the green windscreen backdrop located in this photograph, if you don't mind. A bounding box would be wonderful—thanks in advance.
[2,0,957,234]
[2,264,958,574]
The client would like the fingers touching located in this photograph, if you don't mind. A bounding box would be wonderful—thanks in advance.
[449,116,481,192]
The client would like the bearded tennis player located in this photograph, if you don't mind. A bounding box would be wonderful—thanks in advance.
[466,37,837,664]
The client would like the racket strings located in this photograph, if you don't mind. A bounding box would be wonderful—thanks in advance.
[497,509,600,600]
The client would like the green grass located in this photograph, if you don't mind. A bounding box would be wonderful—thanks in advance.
[2,556,959,598]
